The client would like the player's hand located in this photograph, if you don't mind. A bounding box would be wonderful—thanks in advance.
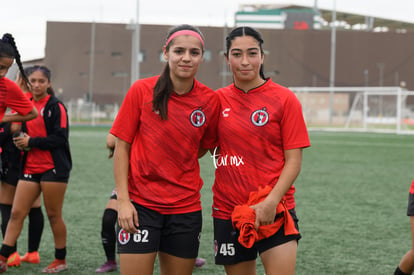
[15,73,31,93]
[13,132,30,151]
[117,199,139,234]
[250,199,277,231]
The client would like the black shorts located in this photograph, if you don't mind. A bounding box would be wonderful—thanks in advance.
[2,166,19,187]
[19,169,69,183]
[407,192,414,216]
[117,202,202,259]
[214,209,301,265]
[1,140,22,186]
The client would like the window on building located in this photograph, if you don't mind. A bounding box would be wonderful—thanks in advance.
[203,50,211,61]
[112,72,128,77]
[159,51,166,62]
[139,51,146,62]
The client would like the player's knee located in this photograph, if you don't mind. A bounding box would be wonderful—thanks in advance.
[10,208,30,222]
[45,210,62,225]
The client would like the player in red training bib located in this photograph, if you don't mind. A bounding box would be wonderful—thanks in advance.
[110,24,219,275]
[212,26,310,275]
[394,179,414,275]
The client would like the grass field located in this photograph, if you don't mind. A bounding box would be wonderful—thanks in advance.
[3,126,413,274]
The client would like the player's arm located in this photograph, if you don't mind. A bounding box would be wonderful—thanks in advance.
[10,122,21,134]
[15,71,31,93]
[1,107,37,123]
[113,137,138,233]
[251,148,303,229]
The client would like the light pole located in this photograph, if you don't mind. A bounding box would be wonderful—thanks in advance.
[377,62,385,86]
[221,23,228,87]
[364,69,369,87]
[329,0,337,124]
[130,0,140,85]
[88,22,96,102]
[377,62,385,116]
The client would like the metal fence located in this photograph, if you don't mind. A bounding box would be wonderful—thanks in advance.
[65,86,414,134]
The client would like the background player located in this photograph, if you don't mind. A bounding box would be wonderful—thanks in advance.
[394,179,414,275]
[0,65,71,273]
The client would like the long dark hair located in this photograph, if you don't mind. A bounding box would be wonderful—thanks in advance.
[152,24,205,120]
[225,26,266,80]
[0,33,30,85]
[25,65,55,96]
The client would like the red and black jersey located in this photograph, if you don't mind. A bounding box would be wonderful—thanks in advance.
[24,95,54,174]
[212,79,310,219]
[22,94,71,177]
[110,76,219,214]
[0,77,33,122]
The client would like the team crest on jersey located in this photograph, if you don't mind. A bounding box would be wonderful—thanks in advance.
[40,108,52,118]
[251,108,269,126]
[118,229,131,245]
[190,108,206,127]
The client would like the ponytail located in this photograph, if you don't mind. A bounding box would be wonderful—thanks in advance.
[152,65,173,120]
[0,33,30,85]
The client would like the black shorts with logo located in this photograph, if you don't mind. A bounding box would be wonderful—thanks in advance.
[214,209,301,265]
[19,168,69,183]
[117,202,202,259]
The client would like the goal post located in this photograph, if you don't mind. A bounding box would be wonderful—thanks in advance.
[290,86,414,134]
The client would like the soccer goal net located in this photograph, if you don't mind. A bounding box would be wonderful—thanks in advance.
[290,86,414,134]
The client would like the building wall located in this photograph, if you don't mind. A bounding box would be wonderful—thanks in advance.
[43,21,414,105]
[261,29,414,89]
[44,21,133,104]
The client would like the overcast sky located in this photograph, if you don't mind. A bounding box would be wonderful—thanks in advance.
[2,0,414,61]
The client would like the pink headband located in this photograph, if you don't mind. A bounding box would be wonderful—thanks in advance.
[165,30,204,47]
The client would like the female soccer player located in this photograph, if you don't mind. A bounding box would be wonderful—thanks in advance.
[212,26,310,275]
[95,134,206,273]
[0,69,44,268]
[0,65,71,273]
[394,179,414,275]
[0,34,40,268]
[110,24,219,275]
